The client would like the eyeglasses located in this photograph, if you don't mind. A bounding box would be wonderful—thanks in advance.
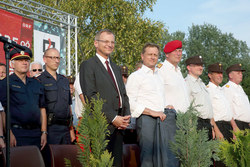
[45,56,61,60]
[32,69,42,72]
[97,40,115,45]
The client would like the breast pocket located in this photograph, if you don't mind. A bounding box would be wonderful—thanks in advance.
[44,85,58,103]
[31,87,42,104]
[11,86,26,105]
[62,85,70,101]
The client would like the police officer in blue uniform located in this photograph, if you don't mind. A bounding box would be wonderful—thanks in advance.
[37,48,75,144]
[0,47,47,149]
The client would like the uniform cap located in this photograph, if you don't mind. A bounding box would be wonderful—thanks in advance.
[226,63,245,75]
[163,40,182,54]
[67,76,75,84]
[185,56,204,66]
[208,63,223,73]
[10,46,32,61]
[120,65,128,77]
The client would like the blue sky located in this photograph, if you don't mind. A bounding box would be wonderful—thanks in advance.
[144,0,250,47]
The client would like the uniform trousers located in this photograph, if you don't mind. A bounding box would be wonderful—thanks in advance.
[235,120,249,130]
[197,117,213,140]
[215,121,233,141]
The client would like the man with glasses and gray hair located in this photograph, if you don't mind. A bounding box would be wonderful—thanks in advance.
[80,29,130,167]
[29,61,43,77]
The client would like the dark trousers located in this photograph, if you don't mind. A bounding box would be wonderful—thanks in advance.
[216,121,233,141]
[47,124,71,144]
[107,129,123,167]
[197,117,213,140]
[235,120,249,130]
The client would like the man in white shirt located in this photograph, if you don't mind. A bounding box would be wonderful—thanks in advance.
[158,40,190,113]
[185,56,222,140]
[74,73,85,121]
[207,63,239,141]
[126,43,178,167]
[223,64,250,130]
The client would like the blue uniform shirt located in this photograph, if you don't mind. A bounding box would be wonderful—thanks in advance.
[0,73,45,124]
[37,70,72,119]
[0,73,46,137]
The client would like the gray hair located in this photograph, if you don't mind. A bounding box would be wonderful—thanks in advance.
[95,29,115,41]
[30,61,42,71]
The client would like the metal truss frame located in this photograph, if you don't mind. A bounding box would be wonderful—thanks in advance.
[0,0,78,75]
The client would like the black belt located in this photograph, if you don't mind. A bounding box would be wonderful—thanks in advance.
[53,118,71,126]
[198,117,210,123]
[11,124,40,130]
[216,120,230,125]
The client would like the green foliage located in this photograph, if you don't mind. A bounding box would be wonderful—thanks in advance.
[77,95,113,167]
[35,0,164,75]
[170,102,220,167]
[218,129,250,167]
[64,158,72,167]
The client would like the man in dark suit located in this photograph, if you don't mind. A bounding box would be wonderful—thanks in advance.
[80,29,131,167]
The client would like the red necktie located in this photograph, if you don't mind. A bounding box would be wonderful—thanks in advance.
[105,60,121,107]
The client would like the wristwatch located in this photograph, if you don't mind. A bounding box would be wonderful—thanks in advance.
[41,131,48,135]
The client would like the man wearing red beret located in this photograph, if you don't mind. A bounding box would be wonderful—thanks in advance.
[158,40,190,113]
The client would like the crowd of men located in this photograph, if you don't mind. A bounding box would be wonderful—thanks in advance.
[0,29,249,167]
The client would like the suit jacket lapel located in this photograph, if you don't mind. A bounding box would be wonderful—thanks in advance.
[93,55,117,90]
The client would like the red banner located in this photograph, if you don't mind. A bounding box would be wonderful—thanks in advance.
[0,9,33,64]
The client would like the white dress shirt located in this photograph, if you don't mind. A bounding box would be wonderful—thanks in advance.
[126,65,167,118]
[185,75,213,119]
[74,73,84,118]
[223,81,250,123]
[158,60,190,113]
[207,82,233,122]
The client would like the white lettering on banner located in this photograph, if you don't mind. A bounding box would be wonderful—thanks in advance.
[22,22,32,30]
[0,33,31,48]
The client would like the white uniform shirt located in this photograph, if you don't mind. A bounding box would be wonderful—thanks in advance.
[126,65,167,118]
[158,60,190,113]
[207,82,233,122]
[185,75,213,119]
[223,81,250,123]
[74,73,84,118]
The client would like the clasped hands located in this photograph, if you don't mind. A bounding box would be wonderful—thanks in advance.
[113,115,131,130]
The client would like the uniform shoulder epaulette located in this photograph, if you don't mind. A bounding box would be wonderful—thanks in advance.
[225,85,230,88]
[157,63,163,69]
[33,76,41,82]
[59,74,66,78]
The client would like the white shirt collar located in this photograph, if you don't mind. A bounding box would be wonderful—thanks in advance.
[163,59,181,71]
[96,53,109,65]
[187,74,200,82]
[141,64,158,74]
[229,80,241,89]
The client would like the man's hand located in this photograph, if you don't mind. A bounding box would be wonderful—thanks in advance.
[70,128,76,142]
[40,133,47,150]
[10,130,16,147]
[0,138,5,149]
[166,105,174,109]
[150,111,166,121]
[113,115,131,130]
[214,128,224,140]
